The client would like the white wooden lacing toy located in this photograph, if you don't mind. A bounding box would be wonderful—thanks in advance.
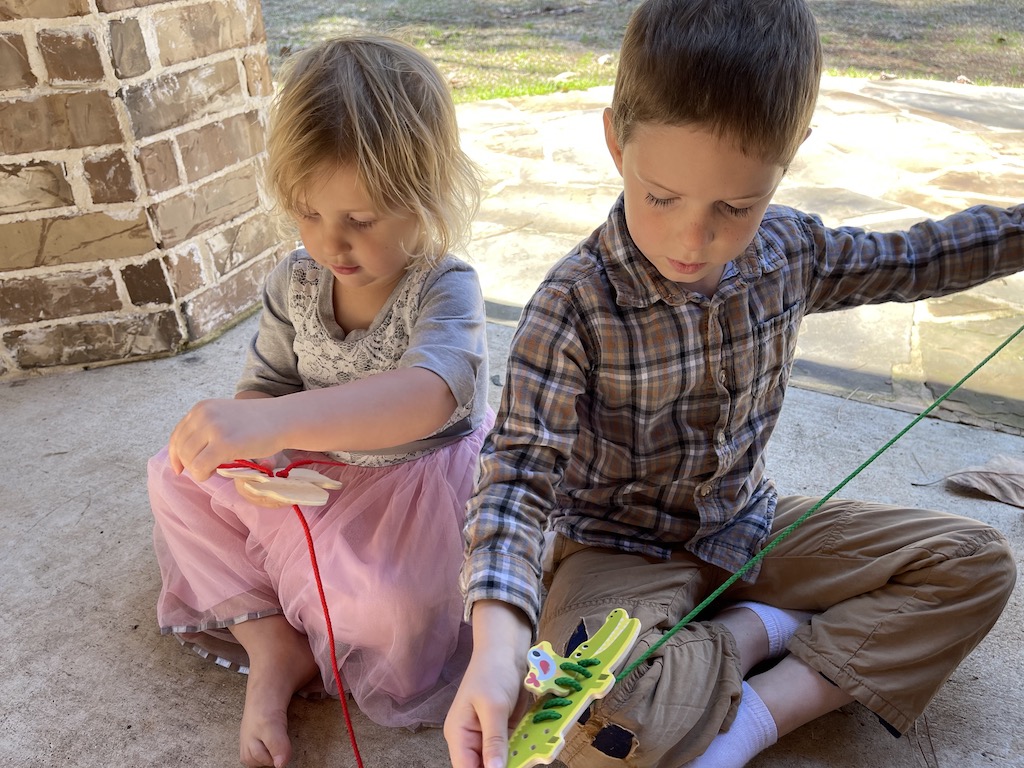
[216,463,344,504]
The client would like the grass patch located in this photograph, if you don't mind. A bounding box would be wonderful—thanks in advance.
[260,0,1024,98]
[260,0,635,101]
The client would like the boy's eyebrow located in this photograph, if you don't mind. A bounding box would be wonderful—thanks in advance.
[637,172,775,203]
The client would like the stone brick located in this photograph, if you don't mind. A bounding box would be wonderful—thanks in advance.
[151,165,260,248]
[206,210,279,275]
[0,33,36,89]
[243,0,267,44]
[38,28,104,83]
[0,221,39,271]
[96,0,175,11]
[178,112,259,183]
[135,139,179,194]
[123,258,173,305]
[4,310,183,370]
[83,149,137,204]
[165,245,205,298]
[0,91,121,155]
[153,1,247,67]
[121,60,242,140]
[0,268,119,325]
[243,52,272,97]
[66,91,123,147]
[0,161,74,215]
[108,17,149,78]
[0,0,89,20]
[183,252,273,340]
[2,211,155,270]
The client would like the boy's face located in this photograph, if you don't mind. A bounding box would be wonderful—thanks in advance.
[604,110,786,296]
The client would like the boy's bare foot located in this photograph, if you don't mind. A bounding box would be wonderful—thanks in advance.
[230,616,320,767]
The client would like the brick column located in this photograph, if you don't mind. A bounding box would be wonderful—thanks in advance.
[0,0,283,379]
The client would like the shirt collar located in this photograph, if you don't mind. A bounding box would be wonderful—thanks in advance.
[599,195,787,307]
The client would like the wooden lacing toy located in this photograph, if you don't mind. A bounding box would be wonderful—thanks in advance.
[217,461,344,505]
[216,458,365,768]
[507,608,641,768]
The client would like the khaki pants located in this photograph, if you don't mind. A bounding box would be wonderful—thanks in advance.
[539,496,1016,768]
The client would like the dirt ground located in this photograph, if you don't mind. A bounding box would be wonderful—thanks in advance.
[809,0,1023,86]
[259,0,1023,91]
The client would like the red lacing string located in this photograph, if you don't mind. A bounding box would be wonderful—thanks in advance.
[219,458,365,768]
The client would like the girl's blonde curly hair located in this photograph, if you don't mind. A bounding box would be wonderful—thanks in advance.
[267,35,480,263]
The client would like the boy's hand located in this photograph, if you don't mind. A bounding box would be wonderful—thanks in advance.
[446,601,534,768]
[169,395,284,481]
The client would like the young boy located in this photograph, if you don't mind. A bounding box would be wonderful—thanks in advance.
[444,1,1023,767]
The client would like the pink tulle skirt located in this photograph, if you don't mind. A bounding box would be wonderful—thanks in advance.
[148,417,492,730]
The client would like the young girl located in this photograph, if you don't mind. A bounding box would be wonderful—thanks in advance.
[148,36,493,768]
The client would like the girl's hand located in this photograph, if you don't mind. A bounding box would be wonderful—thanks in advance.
[445,602,533,768]
[169,397,286,481]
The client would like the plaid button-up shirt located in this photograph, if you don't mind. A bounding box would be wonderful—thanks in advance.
[462,195,1023,626]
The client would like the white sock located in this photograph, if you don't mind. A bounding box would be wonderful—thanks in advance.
[730,601,813,658]
[683,681,778,768]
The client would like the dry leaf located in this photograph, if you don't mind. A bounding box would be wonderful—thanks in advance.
[943,454,1024,509]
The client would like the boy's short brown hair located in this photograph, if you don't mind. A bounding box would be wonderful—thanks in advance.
[611,0,822,166]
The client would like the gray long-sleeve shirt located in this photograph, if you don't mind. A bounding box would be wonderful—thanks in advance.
[237,249,490,467]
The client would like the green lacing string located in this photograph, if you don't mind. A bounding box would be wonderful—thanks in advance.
[531,658,605,722]
[616,320,1024,684]
[561,660,597,676]
[532,710,563,723]
[551,676,582,693]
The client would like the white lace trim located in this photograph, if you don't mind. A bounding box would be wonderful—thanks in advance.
[290,258,470,467]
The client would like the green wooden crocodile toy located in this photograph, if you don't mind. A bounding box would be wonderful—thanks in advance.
[507,608,641,768]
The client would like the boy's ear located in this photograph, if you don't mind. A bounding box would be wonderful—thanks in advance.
[603,108,625,176]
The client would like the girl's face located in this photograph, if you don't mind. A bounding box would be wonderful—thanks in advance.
[294,163,421,293]
[604,110,786,297]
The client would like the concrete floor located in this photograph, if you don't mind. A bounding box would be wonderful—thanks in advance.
[2,315,1023,768]
[2,77,1023,767]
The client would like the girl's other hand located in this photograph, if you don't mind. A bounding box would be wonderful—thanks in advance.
[168,397,285,481]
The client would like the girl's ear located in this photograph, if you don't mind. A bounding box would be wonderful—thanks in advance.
[603,108,625,177]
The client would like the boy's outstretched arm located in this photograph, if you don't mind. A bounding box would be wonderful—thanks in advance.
[446,600,533,768]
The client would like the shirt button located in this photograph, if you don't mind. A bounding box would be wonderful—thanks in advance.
[718,369,727,384]
[700,483,713,496]
[716,431,726,445]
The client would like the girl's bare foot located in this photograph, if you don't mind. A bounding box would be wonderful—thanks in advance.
[230,616,319,767]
